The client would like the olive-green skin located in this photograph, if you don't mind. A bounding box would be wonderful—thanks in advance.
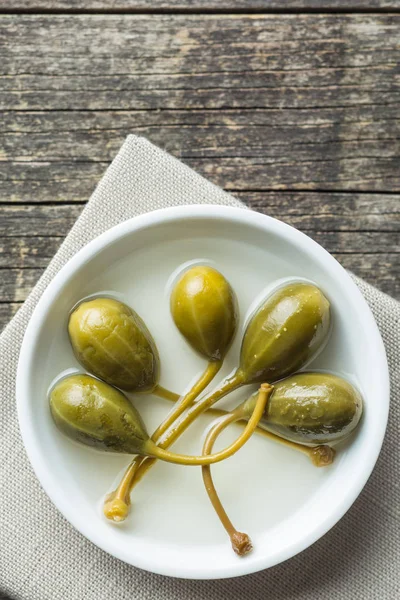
[245,372,362,444]
[238,283,330,384]
[68,298,159,392]
[170,266,237,361]
[50,374,150,454]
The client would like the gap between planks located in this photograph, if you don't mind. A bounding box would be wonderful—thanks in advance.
[2,8,400,16]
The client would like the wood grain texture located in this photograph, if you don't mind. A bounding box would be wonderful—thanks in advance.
[0,269,44,302]
[1,15,399,191]
[1,192,399,233]
[0,303,21,328]
[0,236,63,266]
[5,1,400,11]
[0,13,399,330]
[1,106,400,191]
[0,205,83,237]
[2,15,400,113]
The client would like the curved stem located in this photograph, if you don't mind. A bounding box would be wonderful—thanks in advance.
[202,409,253,556]
[130,372,245,488]
[103,381,268,523]
[104,362,224,522]
[152,361,222,442]
[104,456,142,521]
[152,385,180,402]
[149,383,272,466]
[256,431,336,466]
[104,371,245,521]
[201,407,335,555]
[165,371,245,439]
[160,397,335,467]
[104,459,138,522]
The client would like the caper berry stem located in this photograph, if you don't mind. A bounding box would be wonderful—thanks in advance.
[240,393,336,467]
[202,402,254,556]
[103,375,336,523]
[151,360,222,442]
[104,458,141,522]
[262,435,336,467]
[104,469,134,522]
[147,383,272,466]
[156,396,335,465]
[126,372,245,487]
[152,385,180,402]
[201,385,335,555]
[164,370,246,438]
[104,361,223,522]
[103,384,272,523]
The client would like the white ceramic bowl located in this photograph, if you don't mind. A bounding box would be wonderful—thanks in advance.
[17,206,389,579]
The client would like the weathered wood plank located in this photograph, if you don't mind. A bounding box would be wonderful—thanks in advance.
[2,65,400,94]
[1,15,399,100]
[334,254,400,297]
[2,107,399,134]
[3,159,400,203]
[1,194,399,238]
[0,303,21,330]
[0,254,398,304]
[1,13,398,191]
[311,231,400,252]
[236,192,400,224]
[3,149,399,193]
[4,1,400,11]
[0,161,104,203]
[187,157,400,191]
[3,75,399,113]
[2,108,399,161]
[0,205,83,237]
[0,236,63,267]
[0,268,44,302]
[0,13,399,331]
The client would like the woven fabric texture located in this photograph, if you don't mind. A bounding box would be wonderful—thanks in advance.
[0,136,398,600]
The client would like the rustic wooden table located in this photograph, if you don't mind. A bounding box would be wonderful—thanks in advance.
[1,2,399,331]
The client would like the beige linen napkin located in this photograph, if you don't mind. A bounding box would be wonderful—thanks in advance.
[1,136,399,600]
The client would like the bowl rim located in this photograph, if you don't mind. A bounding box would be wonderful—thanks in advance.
[16,205,390,579]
